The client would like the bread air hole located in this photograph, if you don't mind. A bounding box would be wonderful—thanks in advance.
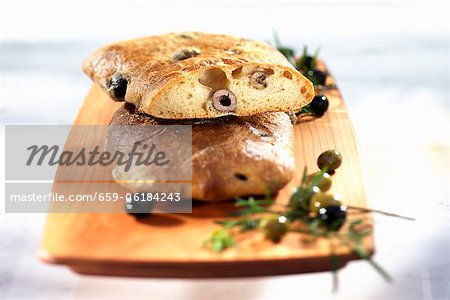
[234,173,248,181]
[198,68,230,90]
[265,68,275,75]
[283,70,293,79]
[300,86,307,94]
[252,67,274,75]
[232,66,243,79]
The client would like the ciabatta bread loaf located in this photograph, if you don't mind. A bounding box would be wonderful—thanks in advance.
[84,32,314,119]
[108,103,295,201]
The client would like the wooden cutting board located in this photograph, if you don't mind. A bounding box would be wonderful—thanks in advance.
[40,64,373,277]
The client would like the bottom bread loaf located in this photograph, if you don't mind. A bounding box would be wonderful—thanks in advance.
[108,103,295,201]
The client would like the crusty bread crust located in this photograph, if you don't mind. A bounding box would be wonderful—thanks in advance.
[84,32,314,119]
[109,103,295,201]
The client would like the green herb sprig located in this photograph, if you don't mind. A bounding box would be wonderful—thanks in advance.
[273,31,297,67]
[273,31,321,77]
[204,149,413,290]
[272,32,332,122]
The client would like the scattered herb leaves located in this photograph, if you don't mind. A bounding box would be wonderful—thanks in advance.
[205,149,413,290]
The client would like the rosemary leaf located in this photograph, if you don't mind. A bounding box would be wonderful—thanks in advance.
[352,244,392,282]
[205,229,236,252]
[328,236,339,292]
[348,205,415,221]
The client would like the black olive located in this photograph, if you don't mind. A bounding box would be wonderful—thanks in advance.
[125,193,156,218]
[107,74,128,102]
[318,205,347,230]
[303,56,314,69]
[178,33,194,39]
[309,94,329,117]
[211,89,237,112]
[172,47,201,61]
[295,94,329,120]
[307,69,327,86]
[234,173,248,181]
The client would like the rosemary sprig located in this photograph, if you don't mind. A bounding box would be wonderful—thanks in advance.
[297,46,320,74]
[272,33,331,121]
[203,226,235,252]
[204,150,412,288]
[273,31,296,66]
[347,205,416,221]
[295,103,317,118]
[273,31,320,76]
[328,234,339,292]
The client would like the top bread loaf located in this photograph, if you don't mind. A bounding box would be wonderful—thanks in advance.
[83,32,314,119]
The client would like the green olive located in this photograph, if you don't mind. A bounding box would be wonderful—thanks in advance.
[309,192,342,215]
[261,216,289,242]
[306,171,332,191]
[317,150,342,171]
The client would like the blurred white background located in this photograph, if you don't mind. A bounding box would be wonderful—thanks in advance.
[0,1,449,299]
[0,0,449,40]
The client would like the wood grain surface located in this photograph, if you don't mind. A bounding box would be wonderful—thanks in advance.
[40,64,373,277]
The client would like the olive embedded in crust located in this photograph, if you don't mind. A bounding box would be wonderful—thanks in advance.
[107,74,128,102]
[234,173,248,181]
[178,33,195,39]
[317,149,342,172]
[211,89,237,112]
[172,47,201,61]
[224,49,241,55]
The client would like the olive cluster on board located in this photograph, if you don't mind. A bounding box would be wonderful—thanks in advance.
[262,149,345,242]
